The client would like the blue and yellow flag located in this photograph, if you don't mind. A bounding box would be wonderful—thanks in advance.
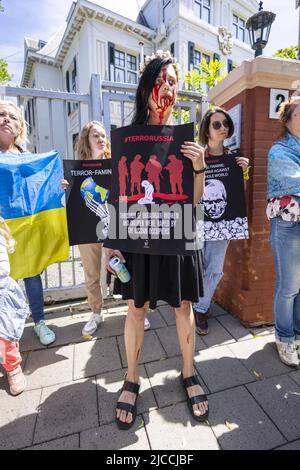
[0,151,69,280]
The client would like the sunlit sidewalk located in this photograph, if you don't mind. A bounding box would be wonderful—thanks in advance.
[1,300,300,450]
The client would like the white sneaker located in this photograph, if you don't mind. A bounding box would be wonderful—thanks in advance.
[7,366,27,396]
[276,339,299,367]
[82,312,104,336]
[144,317,151,331]
[295,340,300,359]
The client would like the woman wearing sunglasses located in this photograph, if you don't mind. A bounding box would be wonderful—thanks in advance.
[193,106,249,335]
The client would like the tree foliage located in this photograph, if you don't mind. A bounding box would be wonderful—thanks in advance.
[273,45,298,59]
[173,59,227,125]
[184,58,227,93]
[0,59,13,85]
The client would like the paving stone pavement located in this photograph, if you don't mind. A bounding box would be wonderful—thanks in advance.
[1,300,300,450]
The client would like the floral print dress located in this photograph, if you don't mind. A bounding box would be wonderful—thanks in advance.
[266,195,300,222]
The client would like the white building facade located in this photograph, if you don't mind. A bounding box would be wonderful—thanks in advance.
[21,0,258,156]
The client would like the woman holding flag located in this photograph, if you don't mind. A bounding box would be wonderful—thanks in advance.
[0,100,62,346]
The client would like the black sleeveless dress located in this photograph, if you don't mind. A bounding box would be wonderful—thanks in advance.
[113,250,203,310]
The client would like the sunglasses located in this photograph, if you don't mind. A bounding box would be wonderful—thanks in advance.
[211,119,230,130]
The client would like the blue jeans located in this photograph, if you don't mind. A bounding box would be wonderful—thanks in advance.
[270,217,300,342]
[194,239,230,314]
[23,275,44,324]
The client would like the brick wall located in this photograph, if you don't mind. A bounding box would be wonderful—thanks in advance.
[214,86,286,326]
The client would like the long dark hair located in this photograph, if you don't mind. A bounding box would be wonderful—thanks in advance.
[132,57,177,125]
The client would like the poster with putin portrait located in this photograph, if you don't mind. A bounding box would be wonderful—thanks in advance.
[104,123,197,255]
[198,151,249,241]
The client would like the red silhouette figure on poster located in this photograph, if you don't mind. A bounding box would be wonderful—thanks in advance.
[130,154,144,195]
[165,154,184,195]
[118,156,128,196]
[145,154,163,193]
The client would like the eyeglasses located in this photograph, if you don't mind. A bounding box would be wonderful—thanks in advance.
[211,119,230,130]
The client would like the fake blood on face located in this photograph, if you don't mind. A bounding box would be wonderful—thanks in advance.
[151,66,177,124]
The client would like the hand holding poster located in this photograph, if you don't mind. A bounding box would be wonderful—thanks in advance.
[104,123,196,255]
[63,159,112,245]
[199,150,249,241]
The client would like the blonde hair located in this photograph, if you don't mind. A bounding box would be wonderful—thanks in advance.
[278,96,300,138]
[0,100,27,147]
[76,121,111,160]
[0,218,15,253]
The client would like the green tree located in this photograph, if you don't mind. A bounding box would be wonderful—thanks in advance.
[185,58,227,94]
[0,59,13,85]
[0,1,4,12]
[273,45,297,59]
[173,58,227,125]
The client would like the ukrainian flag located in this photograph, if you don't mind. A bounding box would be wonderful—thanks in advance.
[0,150,69,280]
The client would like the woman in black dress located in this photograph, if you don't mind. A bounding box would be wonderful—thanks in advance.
[105,51,208,429]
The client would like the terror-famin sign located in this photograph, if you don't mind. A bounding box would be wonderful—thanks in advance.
[104,123,196,255]
[199,151,248,241]
[63,159,112,245]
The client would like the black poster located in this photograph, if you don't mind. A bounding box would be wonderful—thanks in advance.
[199,151,248,241]
[104,123,196,255]
[63,159,112,245]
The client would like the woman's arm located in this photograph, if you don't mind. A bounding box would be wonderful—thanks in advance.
[181,141,206,206]
[235,156,250,190]
[193,171,205,206]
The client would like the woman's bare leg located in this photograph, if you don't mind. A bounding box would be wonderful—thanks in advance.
[116,300,148,424]
[175,300,208,417]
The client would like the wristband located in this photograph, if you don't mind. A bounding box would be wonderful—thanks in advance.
[193,167,206,175]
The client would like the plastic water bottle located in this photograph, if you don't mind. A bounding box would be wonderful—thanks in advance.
[109,256,131,283]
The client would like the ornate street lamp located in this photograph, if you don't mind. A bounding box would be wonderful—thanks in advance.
[246,1,276,57]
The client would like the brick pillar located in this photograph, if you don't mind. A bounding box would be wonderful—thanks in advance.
[208,57,300,326]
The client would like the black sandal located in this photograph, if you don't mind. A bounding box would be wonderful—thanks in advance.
[181,372,209,422]
[115,379,140,430]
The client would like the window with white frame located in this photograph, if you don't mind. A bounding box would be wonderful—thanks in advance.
[65,56,78,115]
[25,99,35,135]
[193,50,210,71]
[193,50,211,93]
[195,0,211,23]
[114,50,138,84]
[233,14,246,42]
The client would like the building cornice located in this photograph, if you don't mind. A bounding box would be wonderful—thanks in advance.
[56,0,154,64]
[21,50,60,87]
[168,14,252,56]
[22,0,155,86]
[233,0,258,15]
[178,12,218,37]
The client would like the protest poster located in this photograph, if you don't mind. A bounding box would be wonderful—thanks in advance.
[63,159,112,245]
[104,123,196,255]
[199,150,248,241]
